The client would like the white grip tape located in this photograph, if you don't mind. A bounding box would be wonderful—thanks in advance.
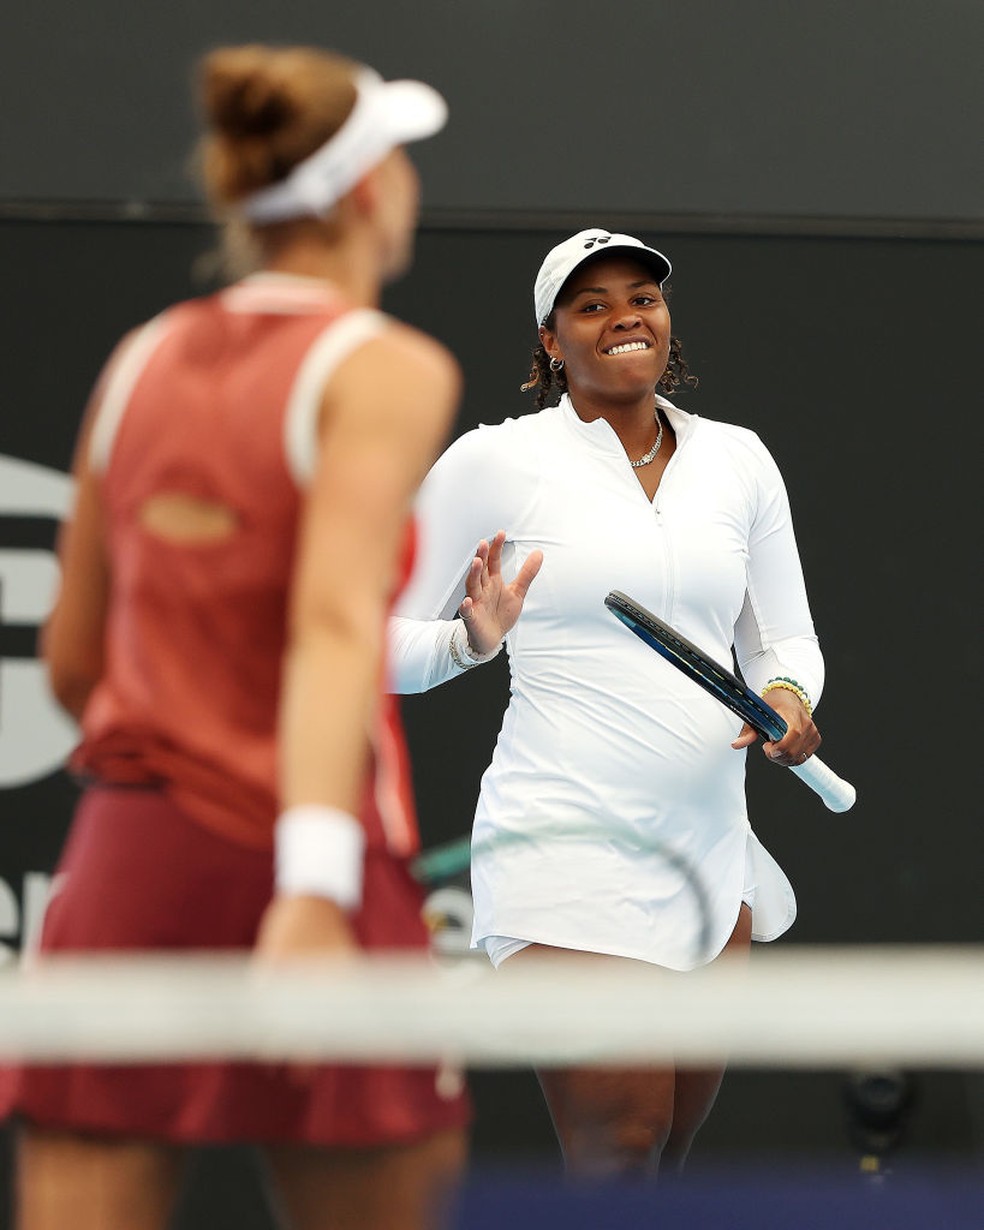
[275,806,366,908]
[790,757,857,813]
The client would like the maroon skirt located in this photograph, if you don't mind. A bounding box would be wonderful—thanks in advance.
[0,785,470,1147]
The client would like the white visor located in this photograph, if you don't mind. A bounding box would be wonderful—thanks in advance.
[239,68,447,224]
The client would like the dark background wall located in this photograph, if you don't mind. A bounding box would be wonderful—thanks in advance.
[0,2,982,1225]
[2,0,982,230]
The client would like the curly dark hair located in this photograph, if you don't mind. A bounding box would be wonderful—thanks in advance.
[520,307,698,411]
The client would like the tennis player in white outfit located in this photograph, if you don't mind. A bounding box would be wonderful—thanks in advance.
[390,229,826,1176]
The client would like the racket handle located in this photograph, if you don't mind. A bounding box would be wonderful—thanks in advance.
[789,755,856,812]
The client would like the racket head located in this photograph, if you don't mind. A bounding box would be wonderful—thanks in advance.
[604,590,787,742]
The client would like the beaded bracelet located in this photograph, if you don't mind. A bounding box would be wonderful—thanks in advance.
[762,676,813,715]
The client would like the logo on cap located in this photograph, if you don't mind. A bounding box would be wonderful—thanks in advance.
[583,234,611,250]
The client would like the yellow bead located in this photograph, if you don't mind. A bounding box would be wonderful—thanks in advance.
[762,680,813,716]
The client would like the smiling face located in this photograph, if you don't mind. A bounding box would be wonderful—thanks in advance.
[539,254,672,405]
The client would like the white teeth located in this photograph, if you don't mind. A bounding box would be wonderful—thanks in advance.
[606,341,649,355]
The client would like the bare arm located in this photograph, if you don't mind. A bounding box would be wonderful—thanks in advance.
[256,325,460,957]
[41,366,119,720]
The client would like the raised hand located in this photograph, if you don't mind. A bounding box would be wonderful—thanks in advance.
[458,530,543,656]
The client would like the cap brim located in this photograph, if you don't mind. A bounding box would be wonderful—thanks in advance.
[590,242,671,287]
[382,80,448,144]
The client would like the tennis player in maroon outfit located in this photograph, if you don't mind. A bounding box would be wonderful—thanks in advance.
[0,43,468,1230]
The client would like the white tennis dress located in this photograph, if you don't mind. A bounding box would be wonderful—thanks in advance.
[390,395,824,971]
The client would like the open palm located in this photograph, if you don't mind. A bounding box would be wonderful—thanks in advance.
[458,530,542,655]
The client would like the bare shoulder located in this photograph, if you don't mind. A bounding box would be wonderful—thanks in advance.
[325,318,461,449]
[375,318,459,376]
[338,319,459,400]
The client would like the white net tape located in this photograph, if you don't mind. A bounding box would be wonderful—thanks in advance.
[0,945,981,1068]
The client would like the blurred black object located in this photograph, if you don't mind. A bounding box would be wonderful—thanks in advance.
[843,1068,915,1181]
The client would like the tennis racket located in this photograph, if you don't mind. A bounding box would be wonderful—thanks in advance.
[604,590,856,813]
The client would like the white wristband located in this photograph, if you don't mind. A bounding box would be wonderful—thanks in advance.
[275,805,365,910]
[449,619,503,671]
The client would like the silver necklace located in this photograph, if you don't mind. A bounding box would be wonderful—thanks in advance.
[630,407,664,468]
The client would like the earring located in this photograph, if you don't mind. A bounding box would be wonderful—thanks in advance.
[549,357,565,372]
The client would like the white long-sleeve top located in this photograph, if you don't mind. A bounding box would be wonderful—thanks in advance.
[392,394,824,970]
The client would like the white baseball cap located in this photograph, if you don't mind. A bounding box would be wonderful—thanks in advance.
[533,228,672,325]
[239,67,447,223]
